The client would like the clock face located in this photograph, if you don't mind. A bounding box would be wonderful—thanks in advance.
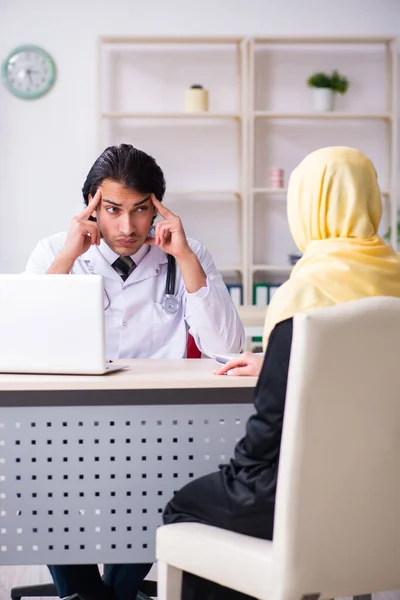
[2,45,56,100]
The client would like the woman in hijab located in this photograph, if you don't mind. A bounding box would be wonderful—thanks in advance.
[160,147,400,600]
[216,146,400,377]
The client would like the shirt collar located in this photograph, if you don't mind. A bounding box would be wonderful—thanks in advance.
[98,240,150,266]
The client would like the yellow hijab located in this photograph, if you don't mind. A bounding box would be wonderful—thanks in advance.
[263,146,400,349]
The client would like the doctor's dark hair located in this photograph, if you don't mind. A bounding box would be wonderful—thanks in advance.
[82,144,166,213]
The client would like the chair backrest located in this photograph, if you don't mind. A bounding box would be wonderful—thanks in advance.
[272,297,400,600]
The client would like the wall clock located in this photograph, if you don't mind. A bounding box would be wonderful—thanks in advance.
[2,44,56,100]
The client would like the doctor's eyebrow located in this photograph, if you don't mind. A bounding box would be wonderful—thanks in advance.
[102,196,151,208]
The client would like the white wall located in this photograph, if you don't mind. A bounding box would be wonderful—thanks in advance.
[0,0,399,273]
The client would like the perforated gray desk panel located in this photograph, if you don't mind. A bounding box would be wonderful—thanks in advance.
[0,387,253,564]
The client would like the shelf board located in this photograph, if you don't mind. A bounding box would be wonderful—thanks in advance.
[101,36,244,45]
[253,188,288,194]
[252,265,293,274]
[253,36,395,45]
[253,111,392,120]
[252,188,390,196]
[166,190,241,196]
[102,112,242,120]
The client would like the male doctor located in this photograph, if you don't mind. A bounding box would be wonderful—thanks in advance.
[25,143,244,600]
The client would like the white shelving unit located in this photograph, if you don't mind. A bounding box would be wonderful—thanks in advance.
[98,36,398,307]
[247,35,398,304]
[98,35,248,292]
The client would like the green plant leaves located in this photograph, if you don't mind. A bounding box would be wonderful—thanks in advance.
[307,70,349,94]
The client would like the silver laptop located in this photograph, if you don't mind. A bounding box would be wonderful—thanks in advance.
[0,274,126,375]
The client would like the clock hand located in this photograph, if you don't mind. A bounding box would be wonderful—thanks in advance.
[26,68,33,85]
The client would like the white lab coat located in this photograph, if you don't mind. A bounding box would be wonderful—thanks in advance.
[24,233,244,359]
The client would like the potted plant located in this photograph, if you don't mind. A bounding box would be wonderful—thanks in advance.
[306,70,349,112]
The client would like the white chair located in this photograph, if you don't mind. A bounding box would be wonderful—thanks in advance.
[156,296,400,600]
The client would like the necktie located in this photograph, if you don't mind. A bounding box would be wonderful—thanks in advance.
[112,255,136,282]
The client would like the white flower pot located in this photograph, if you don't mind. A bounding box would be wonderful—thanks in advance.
[313,87,335,112]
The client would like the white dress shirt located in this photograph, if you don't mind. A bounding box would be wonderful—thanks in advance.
[25,233,245,359]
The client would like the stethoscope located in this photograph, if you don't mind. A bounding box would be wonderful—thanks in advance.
[102,254,179,315]
[163,255,179,314]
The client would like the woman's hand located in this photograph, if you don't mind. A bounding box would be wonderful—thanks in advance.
[213,352,263,377]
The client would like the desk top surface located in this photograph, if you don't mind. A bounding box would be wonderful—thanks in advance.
[0,359,257,392]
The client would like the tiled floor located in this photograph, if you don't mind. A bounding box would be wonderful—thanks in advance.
[0,568,399,600]
[0,564,158,600]
[0,565,53,600]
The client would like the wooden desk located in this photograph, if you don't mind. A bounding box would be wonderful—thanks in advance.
[0,360,256,565]
[0,358,256,393]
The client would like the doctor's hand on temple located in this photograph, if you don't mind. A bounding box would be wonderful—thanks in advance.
[145,195,192,258]
[47,189,102,274]
[146,195,207,293]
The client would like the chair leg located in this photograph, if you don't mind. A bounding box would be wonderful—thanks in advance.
[157,562,182,600]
